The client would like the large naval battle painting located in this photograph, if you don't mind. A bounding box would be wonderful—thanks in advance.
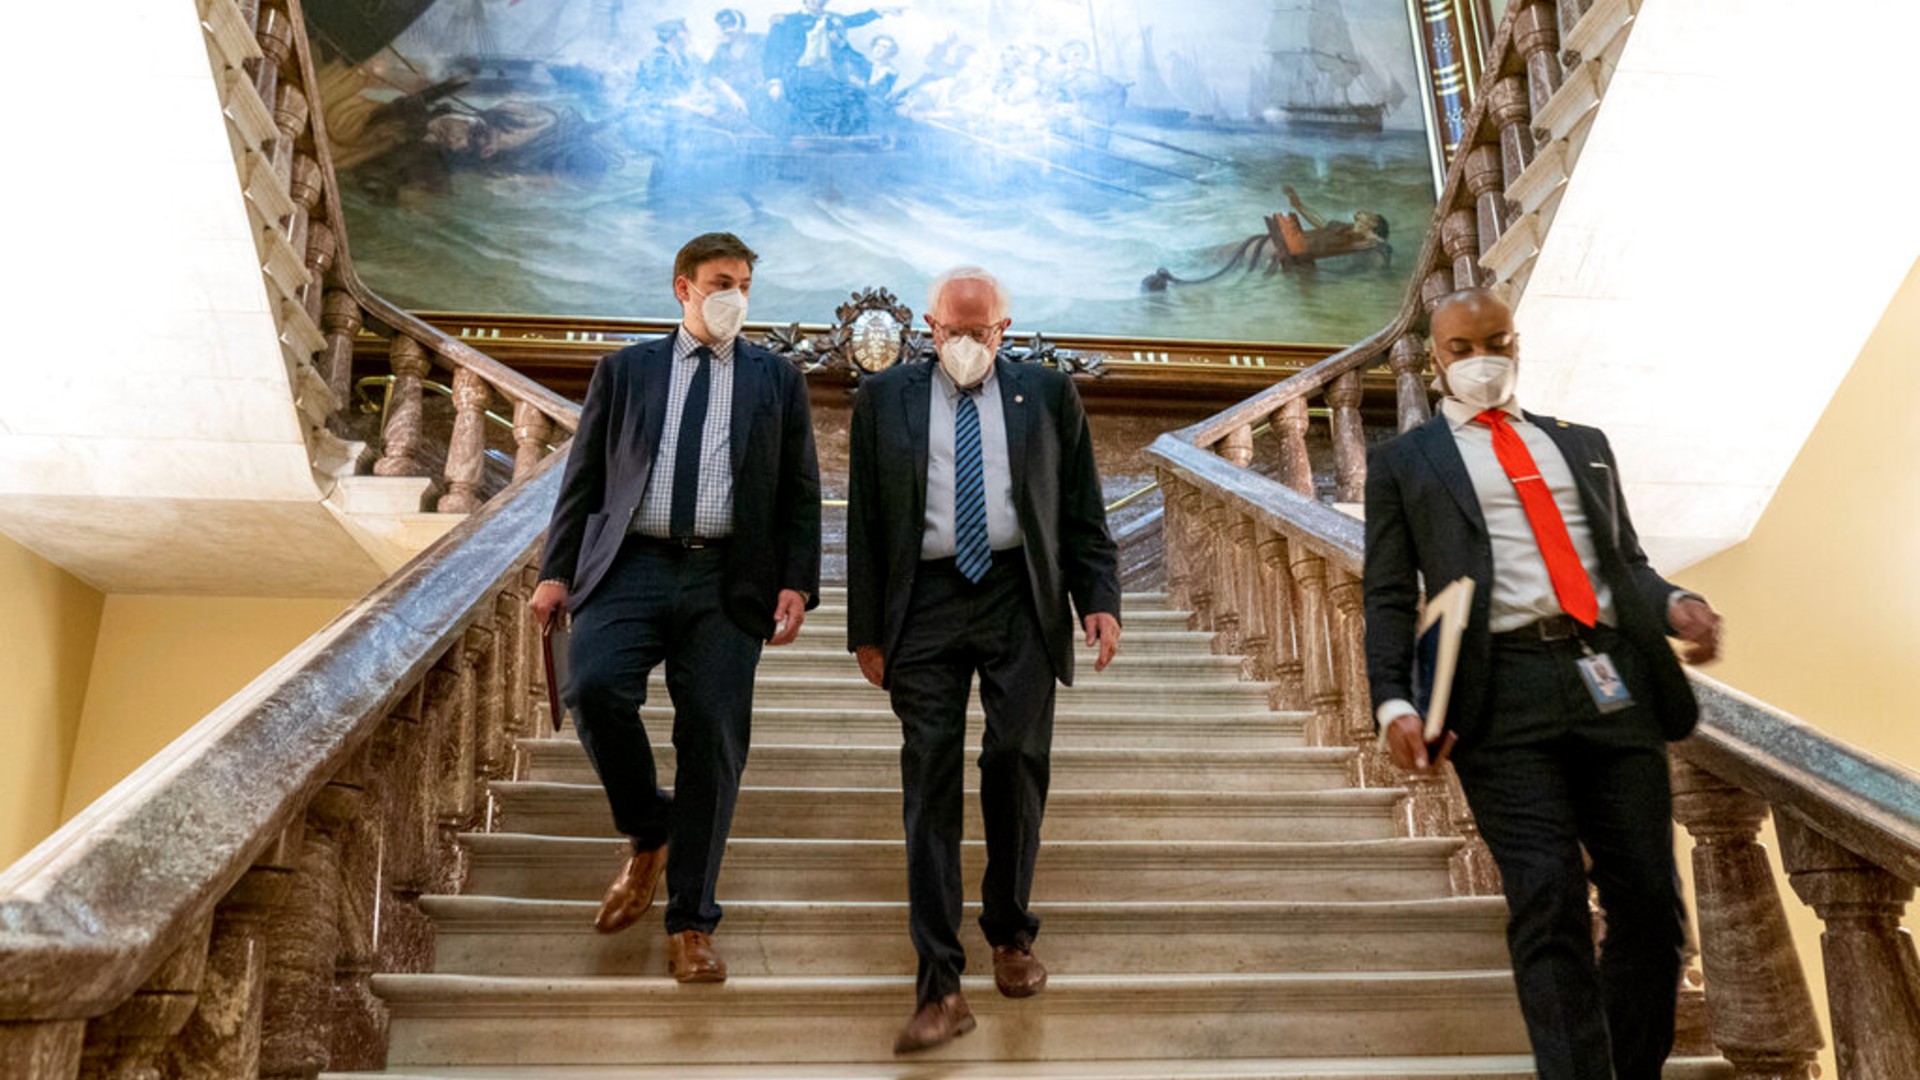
[308,0,1441,343]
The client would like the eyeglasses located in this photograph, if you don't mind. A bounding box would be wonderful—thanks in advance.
[928,320,1002,345]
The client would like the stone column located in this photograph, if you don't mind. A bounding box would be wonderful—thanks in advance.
[1201,497,1242,655]
[1465,144,1508,262]
[1669,758,1822,1078]
[373,336,434,479]
[1388,334,1431,434]
[1256,528,1306,710]
[1271,397,1313,498]
[260,782,362,1079]
[319,291,363,425]
[1227,514,1264,677]
[1327,370,1367,504]
[252,2,292,112]
[511,400,552,482]
[439,366,494,514]
[1289,548,1339,747]
[1514,2,1564,134]
[1487,75,1536,186]
[270,83,308,186]
[303,222,336,328]
[164,864,291,1079]
[1327,572,1380,785]
[1776,816,1920,1077]
[285,153,322,275]
[77,920,212,1080]
[1442,207,1483,292]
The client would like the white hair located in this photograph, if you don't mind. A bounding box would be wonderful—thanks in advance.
[926,266,1010,322]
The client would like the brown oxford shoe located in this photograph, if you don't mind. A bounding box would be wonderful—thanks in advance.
[667,929,728,983]
[592,843,666,935]
[892,991,976,1055]
[992,940,1048,998]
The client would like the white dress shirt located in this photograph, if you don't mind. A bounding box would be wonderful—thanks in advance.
[921,363,1022,560]
[634,327,735,538]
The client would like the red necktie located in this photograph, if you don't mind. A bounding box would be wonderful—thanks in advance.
[1475,409,1599,626]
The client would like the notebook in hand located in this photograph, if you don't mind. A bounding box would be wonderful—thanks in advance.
[541,617,571,733]
[1413,577,1474,743]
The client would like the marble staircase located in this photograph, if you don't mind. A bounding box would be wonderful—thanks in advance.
[320,588,1725,1078]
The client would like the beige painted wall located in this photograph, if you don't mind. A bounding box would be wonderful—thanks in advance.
[1673,257,1920,1072]
[60,594,350,819]
[0,535,105,866]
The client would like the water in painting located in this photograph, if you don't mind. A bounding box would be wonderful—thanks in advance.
[310,0,1440,343]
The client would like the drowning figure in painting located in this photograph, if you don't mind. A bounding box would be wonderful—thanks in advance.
[1140,185,1392,292]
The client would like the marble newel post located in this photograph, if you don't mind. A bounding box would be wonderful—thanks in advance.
[1776,815,1920,1077]
[1669,758,1822,1079]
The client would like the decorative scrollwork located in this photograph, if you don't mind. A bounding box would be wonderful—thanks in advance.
[755,285,1104,379]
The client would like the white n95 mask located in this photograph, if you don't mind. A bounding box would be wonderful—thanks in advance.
[1443,354,1518,411]
[937,335,994,388]
[696,287,749,341]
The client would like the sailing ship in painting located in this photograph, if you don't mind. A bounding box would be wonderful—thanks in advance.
[1262,0,1402,132]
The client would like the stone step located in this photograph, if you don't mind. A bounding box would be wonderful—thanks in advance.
[517,740,1356,792]
[792,626,1221,656]
[723,648,1249,680]
[332,1057,1737,1079]
[421,896,1511,978]
[799,607,1196,632]
[638,676,1277,715]
[593,707,1310,751]
[811,588,1176,611]
[462,834,1463,904]
[371,972,1529,1065]
[491,782,1403,843]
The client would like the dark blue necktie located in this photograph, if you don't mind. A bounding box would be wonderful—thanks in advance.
[669,346,712,539]
[953,390,990,583]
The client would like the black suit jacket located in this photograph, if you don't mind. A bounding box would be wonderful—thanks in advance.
[845,359,1121,685]
[538,333,822,638]
[1362,411,1698,748]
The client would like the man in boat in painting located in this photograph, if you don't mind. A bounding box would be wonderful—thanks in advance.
[763,0,901,135]
[636,18,699,100]
[705,9,768,107]
[1274,184,1391,264]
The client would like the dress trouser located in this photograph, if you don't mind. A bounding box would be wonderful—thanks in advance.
[564,536,763,935]
[888,549,1056,1006]
[1451,626,1687,1080]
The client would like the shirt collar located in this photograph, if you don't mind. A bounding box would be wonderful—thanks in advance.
[1440,395,1523,430]
[932,359,997,402]
[674,325,734,364]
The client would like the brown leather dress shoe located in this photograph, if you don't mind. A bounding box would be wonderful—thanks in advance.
[667,929,727,983]
[593,843,666,935]
[892,992,975,1055]
[992,941,1048,998]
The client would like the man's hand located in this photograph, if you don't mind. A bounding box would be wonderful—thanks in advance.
[855,645,886,688]
[1384,713,1457,774]
[1670,596,1724,665]
[769,589,807,647]
[530,580,569,628]
[1084,612,1121,672]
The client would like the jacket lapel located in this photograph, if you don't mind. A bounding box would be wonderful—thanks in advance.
[902,362,932,524]
[996,359,1030,508]
[728,345,766,476]
[1529,413,1619,551]
[638,333,677,465]
[1413,414,1486,534]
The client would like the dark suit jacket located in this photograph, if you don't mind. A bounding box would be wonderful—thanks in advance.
[1362,412,1698,748]
[845,359,1121,686]
[538,333,822,638]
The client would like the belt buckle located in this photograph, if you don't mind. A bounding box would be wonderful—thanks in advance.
[1538,616,1577,642]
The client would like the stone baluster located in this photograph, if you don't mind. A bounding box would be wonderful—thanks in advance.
[494,585,532,754]
[0,1022,84,1079]
[1515,2,1564,135]
[511,400,553,482]
[1219,425,1255,468]
[1465,144,1509,262]
[303,223,336,327]
[1326,571,1381,785]
[260,780,363,1079]
[1442,207,1483,292]
[1669,759,1823,1078]
[1388,334,1431,434]
[270,84,308,187]
[328,746,388,1072]
[1445,768,1500,894]
[164,855,292,1079]
[1557,0,1589,67]
[77,920,212,1079]
[1289,547,1340,747]
[375,685,438,976]
[1486,75,1535,193]
[373,336,433,479]
[1179,488,1215,630]
[470,620,511,789]
[514,566,548,742]
[1271,397,1313,497]
[1776,816,1920,1076]
[432,643,483,897]
[1327,370,1367,504]
[319,291,363,421]
[1225,514,1264,676]
[252,3,292,114]
[439,367,494,514]
[284,154,322,270]
[1420,268,1456,315]
[1201,497,1242,654]
[1256,527,1306,710]
[1159,472,1192,612]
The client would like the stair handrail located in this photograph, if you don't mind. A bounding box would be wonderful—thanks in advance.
[1145,1,1920,1073]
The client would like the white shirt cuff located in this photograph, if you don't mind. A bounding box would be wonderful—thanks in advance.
[1666,589,1704,626]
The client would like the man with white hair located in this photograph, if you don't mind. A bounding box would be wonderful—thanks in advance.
[846,267,1122,1054]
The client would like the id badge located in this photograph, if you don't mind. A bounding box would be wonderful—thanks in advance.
[1575,651,1634,714]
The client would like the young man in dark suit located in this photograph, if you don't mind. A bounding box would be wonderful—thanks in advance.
[1363,288,1724,1080]
[845,267,1122,1054]
[529,233,821,983]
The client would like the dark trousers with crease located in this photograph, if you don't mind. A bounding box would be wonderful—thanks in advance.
[889,549,1055,1006]
[1452,625,1687,1080]
[564,536,763,935]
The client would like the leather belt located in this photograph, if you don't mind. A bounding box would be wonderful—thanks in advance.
[633,535,729,551]
[1493,614,1584,645]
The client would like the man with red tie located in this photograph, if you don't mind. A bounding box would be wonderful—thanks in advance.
[1362,288,1724,1080]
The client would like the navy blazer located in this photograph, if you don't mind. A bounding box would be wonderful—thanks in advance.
[845,358,1121,685]
[1361,411,1698,748]
[538,333,822,638]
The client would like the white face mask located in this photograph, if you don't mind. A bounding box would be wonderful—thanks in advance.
[690,285,749,342]
[1442,353,1518,412]
[937,334,995,388]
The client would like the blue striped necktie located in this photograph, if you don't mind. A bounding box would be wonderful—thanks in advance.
[953,390,990,583]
